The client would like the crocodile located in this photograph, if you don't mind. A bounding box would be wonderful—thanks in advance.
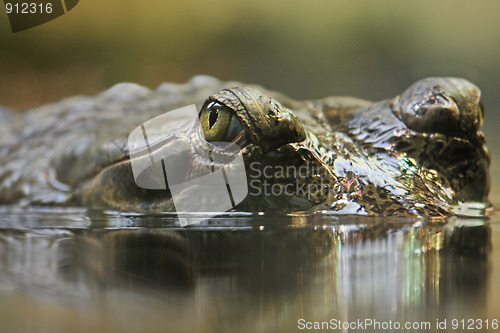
[0,76,490,216]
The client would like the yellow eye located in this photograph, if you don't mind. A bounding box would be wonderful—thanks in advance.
[478,102,485,127]
[199,101,244,142]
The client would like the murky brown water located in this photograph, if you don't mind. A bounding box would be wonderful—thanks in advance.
[0,207,498,333]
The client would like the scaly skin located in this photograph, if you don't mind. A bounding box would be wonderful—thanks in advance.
[0,76,490,216]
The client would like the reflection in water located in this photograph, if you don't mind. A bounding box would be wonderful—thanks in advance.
[0,208,496,333]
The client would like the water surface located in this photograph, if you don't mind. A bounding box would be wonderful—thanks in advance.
[0,207,498,333]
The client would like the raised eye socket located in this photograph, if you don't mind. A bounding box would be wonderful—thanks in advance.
[199,101,245,142]
[416,93,455,114]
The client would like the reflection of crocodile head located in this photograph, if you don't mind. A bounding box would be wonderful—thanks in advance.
[0,76,490,216]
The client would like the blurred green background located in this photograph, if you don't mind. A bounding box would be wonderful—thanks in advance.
[1,0,499,205]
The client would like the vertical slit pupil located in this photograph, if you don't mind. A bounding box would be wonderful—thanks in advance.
[209,107,219,129]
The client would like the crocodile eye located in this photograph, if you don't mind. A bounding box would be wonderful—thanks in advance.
[199,101,244,142]
[478,102,485,127]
